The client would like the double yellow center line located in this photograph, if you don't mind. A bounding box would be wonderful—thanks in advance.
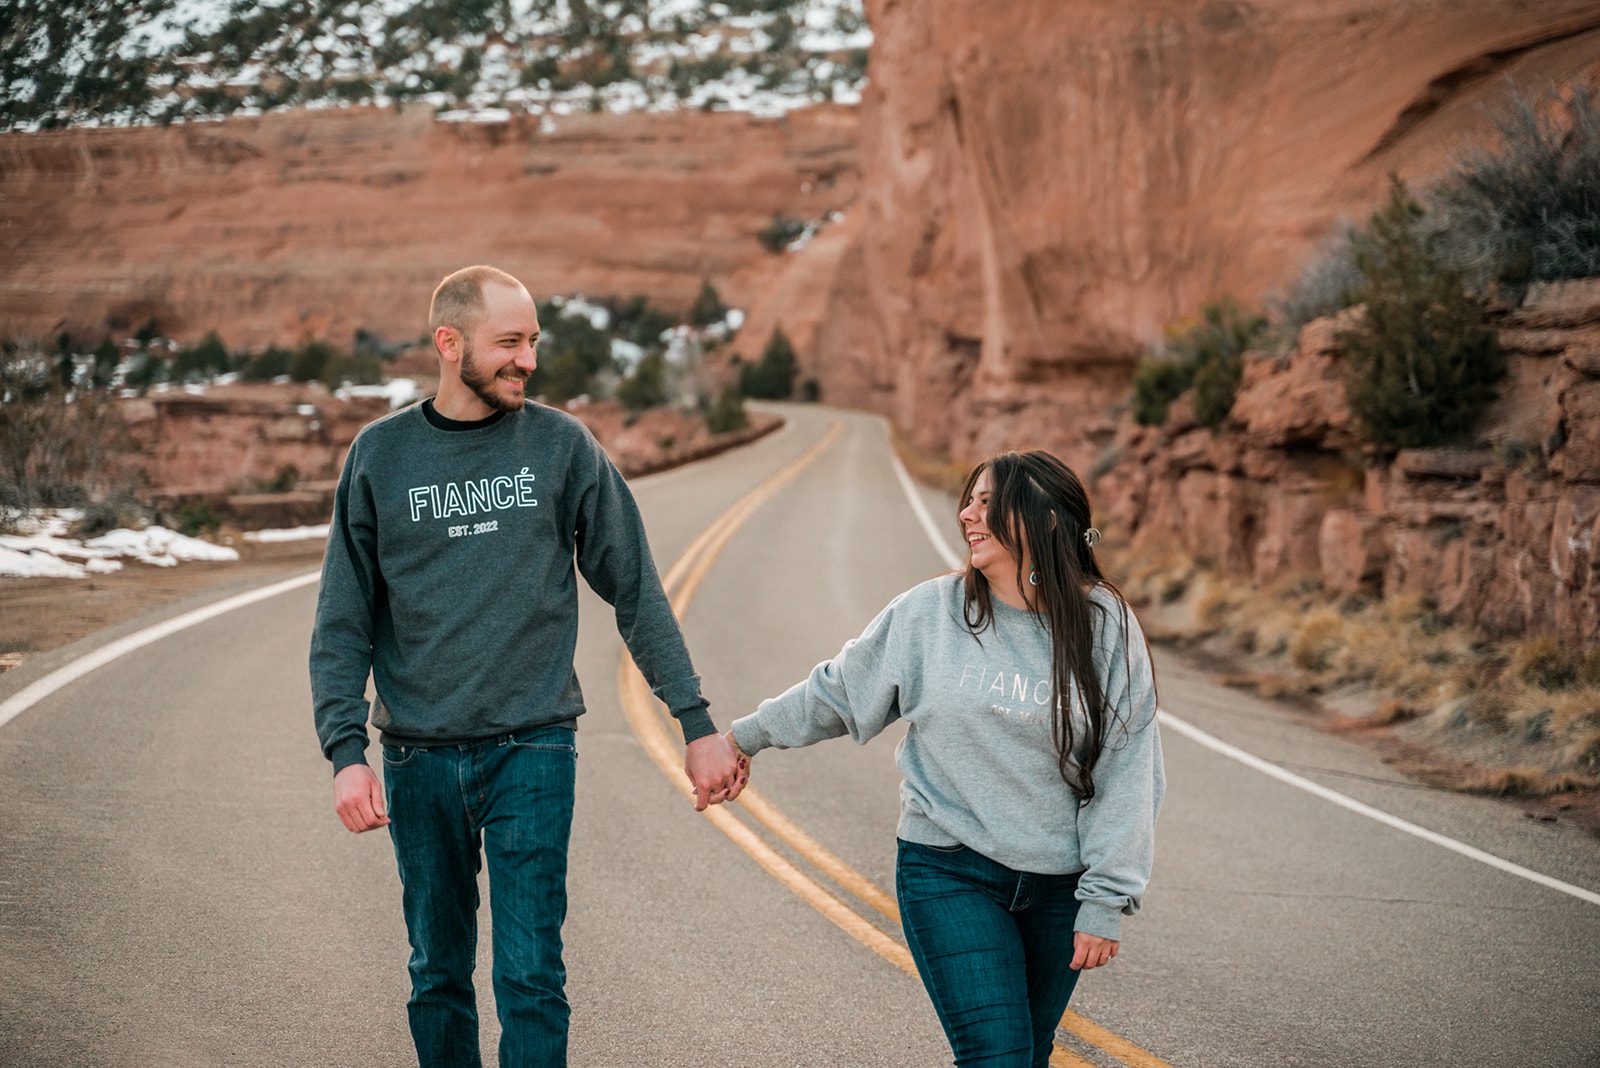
[617,418,1172,1068]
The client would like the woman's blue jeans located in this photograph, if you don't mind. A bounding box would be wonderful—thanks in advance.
[382,725,577,1068]
[896,839,1085,1068]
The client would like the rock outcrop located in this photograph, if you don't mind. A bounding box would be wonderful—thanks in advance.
[1100,280,1600,647]
[0,104,859,349]
[811,0,1600,466]
[121,384,388,497]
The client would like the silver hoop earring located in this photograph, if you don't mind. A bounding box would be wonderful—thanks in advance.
[1028,567,1040,586]
[1083,527,1101,548]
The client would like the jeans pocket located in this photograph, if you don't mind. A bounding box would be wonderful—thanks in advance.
[381,743,418,767]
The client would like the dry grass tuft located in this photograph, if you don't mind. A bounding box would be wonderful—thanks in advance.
[1581,646,1600,688]
[1115,539,1195,608]
[1383,596,1422,624]
[1561,709,1600,775]
[1370,699,1423,726]
[1214,671,1315,701]
[1229,606,1298,658]
[1549,688,1600,733]
[1509,636,1582,693]
[1461,767,1598,797]
[1289,610,1345,672]
[1459,681,1521,731]
[1194,578,1245,632]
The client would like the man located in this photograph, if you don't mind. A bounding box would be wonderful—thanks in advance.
[310,265,745,1066]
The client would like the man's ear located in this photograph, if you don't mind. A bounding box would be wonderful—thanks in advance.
[434,325,461,363]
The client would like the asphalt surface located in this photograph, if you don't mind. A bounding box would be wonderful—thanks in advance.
[2,403,1597,1067]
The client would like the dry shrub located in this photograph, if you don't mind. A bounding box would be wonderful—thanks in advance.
[1370,699,1423,726]
[1194,579,1244,632]
[1260,675,1316,700]
[1117,545,1196,611]
[1382,595,1434,628]
[1247,609,1300,659]
[1216,672,1312,701]
[1509,702,1555,744]
[1563,717,1600,775]
[1510,636,1581,692]
[1581,646,1600,689]
[1155,571,1191,604]
[1459,678,1555,732]
[1290,610,1345,672]
[1549,689,1600,733]
[1334,619,1394,684]
[1378,652,1448,701]
[1462,767,1597,797]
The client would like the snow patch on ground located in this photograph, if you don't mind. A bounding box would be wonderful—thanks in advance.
[243,525,332,543]
[0,512,239,578]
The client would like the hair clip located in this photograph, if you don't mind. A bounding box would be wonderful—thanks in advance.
[1083,527,1101,548]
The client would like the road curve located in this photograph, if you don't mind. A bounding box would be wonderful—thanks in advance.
[1,403,1597,1067]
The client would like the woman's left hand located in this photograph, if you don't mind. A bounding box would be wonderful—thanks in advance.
[1070,931,1119,970]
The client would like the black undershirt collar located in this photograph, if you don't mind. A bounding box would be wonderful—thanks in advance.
[422,397,508,432]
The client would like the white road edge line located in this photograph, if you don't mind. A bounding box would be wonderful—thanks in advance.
[887,437,1600,909]
[0,570,322,733]
[1156,713,1600,906]
[889,449,963,571]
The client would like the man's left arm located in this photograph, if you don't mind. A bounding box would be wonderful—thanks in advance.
[574,439,743,809]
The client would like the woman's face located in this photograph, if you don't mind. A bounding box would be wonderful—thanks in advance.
[958,468,1029,580]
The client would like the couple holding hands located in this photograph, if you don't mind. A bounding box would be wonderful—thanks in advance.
[311,266,1163,1068]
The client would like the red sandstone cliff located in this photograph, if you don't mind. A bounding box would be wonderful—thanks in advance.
[811,0,1600,463]
[0,104,858,348]
[1102,280,1600,645]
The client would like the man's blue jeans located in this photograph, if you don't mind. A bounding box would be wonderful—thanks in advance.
[382,725,577,1068]
[896,839,1085,1068]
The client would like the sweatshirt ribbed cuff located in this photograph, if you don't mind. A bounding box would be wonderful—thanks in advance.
[675,706,716,744]
[1073,900,1125,941]
[329,737,369,775]
[729,715,769,757]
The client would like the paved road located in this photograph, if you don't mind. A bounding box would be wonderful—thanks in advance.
[2,404,1597,1067]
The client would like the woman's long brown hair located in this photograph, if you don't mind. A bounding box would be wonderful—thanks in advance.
[959,451,1149,802]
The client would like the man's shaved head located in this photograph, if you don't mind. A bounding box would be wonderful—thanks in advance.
[429,265,527,339]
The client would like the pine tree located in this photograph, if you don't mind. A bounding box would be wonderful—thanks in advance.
[92,338,120,390]
[1337,178,1505,452]
[618,351,670,411]
[690,280,728,327]
[740,328,797,399]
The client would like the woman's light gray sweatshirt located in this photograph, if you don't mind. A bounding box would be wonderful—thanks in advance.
[730,574,1164,941]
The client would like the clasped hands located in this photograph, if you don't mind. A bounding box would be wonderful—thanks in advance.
[683,730,751,812]
[334,729,751,831]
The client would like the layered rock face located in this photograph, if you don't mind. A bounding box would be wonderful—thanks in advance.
[1101,280,1600,646]
[813,0,1600,465]
[120,385,390,503]
[0,104,858,348]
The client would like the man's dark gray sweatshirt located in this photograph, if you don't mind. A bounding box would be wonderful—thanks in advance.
[310,399,713,773]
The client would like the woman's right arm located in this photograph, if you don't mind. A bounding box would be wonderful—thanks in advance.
[729,592,916,758]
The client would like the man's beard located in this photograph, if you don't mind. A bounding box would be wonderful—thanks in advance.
[459,338,528,414]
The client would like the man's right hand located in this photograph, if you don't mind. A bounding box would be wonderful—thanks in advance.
[333,764,390,833]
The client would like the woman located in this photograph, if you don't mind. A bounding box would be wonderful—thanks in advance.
[726,450,1165,1068]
